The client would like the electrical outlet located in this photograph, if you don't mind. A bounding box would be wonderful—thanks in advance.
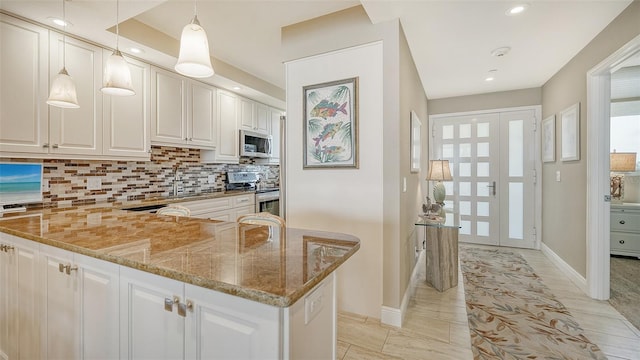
[207,175,216,184]
[87,177,102,191]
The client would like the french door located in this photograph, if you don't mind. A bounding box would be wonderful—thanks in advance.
[431,109,538,249]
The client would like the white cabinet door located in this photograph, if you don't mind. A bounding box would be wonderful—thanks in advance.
[255,103,270,134]
[215,90,240,163]
[151,66,187,146]
[0,234,40,360]
[40,245,80,359]
[239,97,256,132]
[269,108,282,164]
[49,32,103,156]
[0,15,49,154]
[103,52,151,159]
[120,267,185,360]
[189,81,216,148]
[75,253,119,359]
[184,284,281,360]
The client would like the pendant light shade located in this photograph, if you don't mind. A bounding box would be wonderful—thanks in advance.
[48,0,79,109]
[101,0,135,96]
[102,50,135,96]
[175,13,214,78]
[47,67,79,108]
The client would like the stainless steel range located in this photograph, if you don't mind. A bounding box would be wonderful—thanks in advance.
[226,171,280,216]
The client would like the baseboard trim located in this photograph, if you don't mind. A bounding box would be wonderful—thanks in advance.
[381,251,424,327]
[540,242,588,294]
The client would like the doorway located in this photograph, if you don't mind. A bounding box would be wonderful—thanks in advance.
[430,107,540,249]
[586,33,640,300]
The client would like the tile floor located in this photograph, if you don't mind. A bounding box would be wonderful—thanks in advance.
[336,245,640,360]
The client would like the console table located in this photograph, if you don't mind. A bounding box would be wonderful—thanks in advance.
[416,216,460,292]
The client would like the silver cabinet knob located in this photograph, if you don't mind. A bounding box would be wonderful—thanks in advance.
[52,144,59,149]
[43,143,50,148]
[619,220,626,225]
[619,240,625,244]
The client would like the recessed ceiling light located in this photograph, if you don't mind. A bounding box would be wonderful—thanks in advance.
[48,17,72,27]
[129,47,144,54]
[506,4,529,16]
[233,86,242,91]
[485,70,498,82]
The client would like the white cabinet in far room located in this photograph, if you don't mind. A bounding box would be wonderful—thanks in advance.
[103,52,151,159]
[48,32,103,156]
[40,244,120,360]
[151,66,216,149]
[0,14,49,154]
[0,234,40,360]
[240,98,269,135]
[611,204,640,257]
[179,193,255,222]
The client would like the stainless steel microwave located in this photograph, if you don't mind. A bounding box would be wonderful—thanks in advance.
[240,130,272,158]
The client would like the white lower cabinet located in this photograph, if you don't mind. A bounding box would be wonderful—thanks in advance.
[185,284,281,359]
[40,244,120,360]
[0,232,337,360]
[120,267,185,359]
[0,234,40,360]
[180,193,256,222]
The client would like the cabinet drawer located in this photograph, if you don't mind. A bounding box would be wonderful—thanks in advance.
[610,232,640,252]
[233,194,255,207]
[610,211,640,232]
[180,197,233,214]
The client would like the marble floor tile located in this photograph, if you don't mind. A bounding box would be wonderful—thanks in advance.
[336,340,350,360]
[336,245,640,360]
[337,314,389,352]
[343,344,403,360]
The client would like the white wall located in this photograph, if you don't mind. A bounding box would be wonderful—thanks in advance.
[285,42,384,317]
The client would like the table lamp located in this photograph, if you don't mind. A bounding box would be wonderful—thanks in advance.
[426,160,452,216]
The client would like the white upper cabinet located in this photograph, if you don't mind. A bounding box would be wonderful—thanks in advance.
[269,108,282,164]
[0,14,49,154]
[48,32,103,156]
[103,52,151,159]
[188,81,217,148]
[151,66,216,149]
[240,98,269,135]
[213,90,240,163]
[151,66,187,145]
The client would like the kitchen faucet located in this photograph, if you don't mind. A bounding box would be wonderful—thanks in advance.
[172,164,182,196]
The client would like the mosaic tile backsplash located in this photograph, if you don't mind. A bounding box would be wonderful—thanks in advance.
[2,146,279,208]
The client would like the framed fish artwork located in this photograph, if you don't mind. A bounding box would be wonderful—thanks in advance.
[303,77,359,169]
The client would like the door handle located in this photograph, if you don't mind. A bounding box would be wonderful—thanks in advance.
[487,181,496,196]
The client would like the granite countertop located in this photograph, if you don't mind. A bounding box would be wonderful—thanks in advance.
[0,205,359,307]
[111,189,257,209]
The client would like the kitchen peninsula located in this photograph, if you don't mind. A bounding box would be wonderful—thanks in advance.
[0,205,359,359]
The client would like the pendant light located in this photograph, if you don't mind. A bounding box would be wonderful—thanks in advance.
[47,0,79,109]
[101,0,135,96]
[175,0,214,78]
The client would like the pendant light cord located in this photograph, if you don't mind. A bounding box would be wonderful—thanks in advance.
[115,0,120,51]
[62,0,66,68]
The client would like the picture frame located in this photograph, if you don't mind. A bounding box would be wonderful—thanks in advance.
[542,115,555,163]
[560,103,580,162]
[410,111,421,173]
[303,77,358,169]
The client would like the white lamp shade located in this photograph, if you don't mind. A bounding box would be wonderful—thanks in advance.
[47,68,79,108]
[102,50,135,96]
[426,160,453,181]
[610,152,637,172]
[175,19,214,78]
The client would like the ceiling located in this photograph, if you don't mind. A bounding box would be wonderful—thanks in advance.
[0,0,634,104]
